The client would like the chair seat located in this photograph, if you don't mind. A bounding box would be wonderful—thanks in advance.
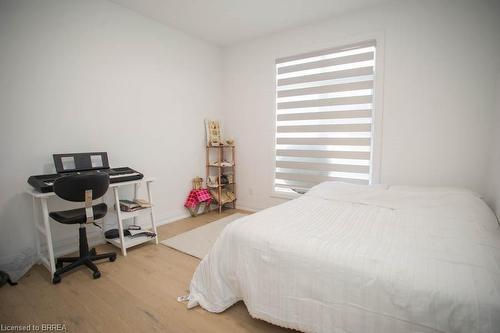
[49,203,107,224]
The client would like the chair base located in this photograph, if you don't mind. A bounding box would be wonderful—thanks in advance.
[53,225,116,284]
[53,250,116,284]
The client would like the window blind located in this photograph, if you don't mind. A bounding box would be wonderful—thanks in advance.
[274,40,376,194]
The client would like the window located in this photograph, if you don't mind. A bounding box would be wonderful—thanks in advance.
[274,40,377,194]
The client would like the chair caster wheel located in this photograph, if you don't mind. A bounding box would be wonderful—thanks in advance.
[56,262,63,269]
[52,275,61,284]
[90,248,97,256]
[109,254,117,262]
[93,271,101,279]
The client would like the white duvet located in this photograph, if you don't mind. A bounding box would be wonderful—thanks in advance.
[188,182,500,333]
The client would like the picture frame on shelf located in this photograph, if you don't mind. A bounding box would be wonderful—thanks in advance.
[205,119,222,146]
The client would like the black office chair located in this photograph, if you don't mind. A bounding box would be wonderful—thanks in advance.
[50,173,116,284]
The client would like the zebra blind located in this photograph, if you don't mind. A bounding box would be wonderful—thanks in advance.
[274,40,376,194]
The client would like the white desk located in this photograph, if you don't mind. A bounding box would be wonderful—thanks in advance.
[27,177,158,276]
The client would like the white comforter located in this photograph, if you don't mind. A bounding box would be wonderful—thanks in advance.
[188,182,500,333]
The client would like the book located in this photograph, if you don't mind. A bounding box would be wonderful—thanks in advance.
[118,199,153,212]
[104,227,156,239]
[127,228,156,238]
[134,199,152,208]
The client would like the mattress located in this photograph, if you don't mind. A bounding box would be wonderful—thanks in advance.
[188,182,500,333]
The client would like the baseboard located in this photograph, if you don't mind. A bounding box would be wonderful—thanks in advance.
[0,247,38,282]
[156,210,191,226]
[235,195,289,212]
[50,229,105,258]
[50,210,190,257]
[0,208,193,280]
[235,205,260,213]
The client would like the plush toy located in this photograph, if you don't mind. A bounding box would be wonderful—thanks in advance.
[192,176,203,190]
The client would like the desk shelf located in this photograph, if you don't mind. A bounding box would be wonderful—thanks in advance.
[109,207,152,220]
[107,233,155,249]
[110,180,158,255]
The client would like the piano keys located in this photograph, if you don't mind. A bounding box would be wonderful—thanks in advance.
[27,152,144,193]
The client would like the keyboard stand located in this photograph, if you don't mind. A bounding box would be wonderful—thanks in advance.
[26,177,158,278]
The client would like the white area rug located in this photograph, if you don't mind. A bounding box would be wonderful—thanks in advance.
[160,213,248,259]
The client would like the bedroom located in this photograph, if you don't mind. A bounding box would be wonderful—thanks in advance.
[0,0,499,332]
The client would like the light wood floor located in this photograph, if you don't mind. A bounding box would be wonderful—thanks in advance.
[0,209,289,333]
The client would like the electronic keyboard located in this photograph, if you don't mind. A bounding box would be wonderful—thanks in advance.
[27,152,144,193]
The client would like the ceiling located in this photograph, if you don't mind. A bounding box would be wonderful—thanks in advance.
[109,0,390,46]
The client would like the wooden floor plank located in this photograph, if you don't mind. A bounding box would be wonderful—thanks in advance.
[0,209,290,333]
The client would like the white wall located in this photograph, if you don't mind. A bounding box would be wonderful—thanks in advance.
[488,74,500,218]
[0,0,222,274]
[1,0,499,279]
[222,0,500,210]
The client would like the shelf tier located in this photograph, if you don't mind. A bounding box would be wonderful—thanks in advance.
[109,207,152,220]
[107,233,156,249]
[207,183,235,188]
[210,198,237,205]
[207,164,235,167]
[206,145,235,148]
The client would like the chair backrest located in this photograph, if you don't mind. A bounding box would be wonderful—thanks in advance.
[53,173,109,202]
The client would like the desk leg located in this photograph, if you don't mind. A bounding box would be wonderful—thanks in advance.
[100,195,107,238]
[113,187,127,256]
[32,197,41,263]
[146,181,158,244]
[133,183,139,226]
[40,198,56,276]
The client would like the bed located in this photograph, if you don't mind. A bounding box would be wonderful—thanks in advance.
[187,182,500,333]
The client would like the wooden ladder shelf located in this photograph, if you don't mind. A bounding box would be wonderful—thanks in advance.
[206,145,236,213]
